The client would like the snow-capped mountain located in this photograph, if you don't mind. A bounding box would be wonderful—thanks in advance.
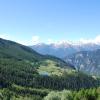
[30,42,100,59]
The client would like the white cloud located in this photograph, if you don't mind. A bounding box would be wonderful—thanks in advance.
[32,36,40,44]
[95,35,100,43]
[46,35,100,45]
[47,39,54,44]
[15,35,41,45]
[0,33,100,45]
[0,34,41,45]
[0,34,11,40]
[79,35,100,44]
[15,40,31,45]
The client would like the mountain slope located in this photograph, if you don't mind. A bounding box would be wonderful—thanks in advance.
[0,38,74,70]
[64,49,100,76]
[0,38,42,61]
[0,38,75,88]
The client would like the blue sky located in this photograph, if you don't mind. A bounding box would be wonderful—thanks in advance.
[0,0,100,45]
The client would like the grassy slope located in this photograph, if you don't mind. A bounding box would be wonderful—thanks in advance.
[38,60,74,76]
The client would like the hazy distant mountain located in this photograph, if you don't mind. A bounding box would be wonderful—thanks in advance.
[64,49,100,76]
[30,42,100,59]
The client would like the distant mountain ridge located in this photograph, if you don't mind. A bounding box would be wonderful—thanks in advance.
[30,42,100,58]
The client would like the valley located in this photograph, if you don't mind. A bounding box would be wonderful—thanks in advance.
[0,38,100,100]
[0,0,100,99]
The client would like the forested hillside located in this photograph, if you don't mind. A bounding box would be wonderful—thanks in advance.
[0,38,73,69]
